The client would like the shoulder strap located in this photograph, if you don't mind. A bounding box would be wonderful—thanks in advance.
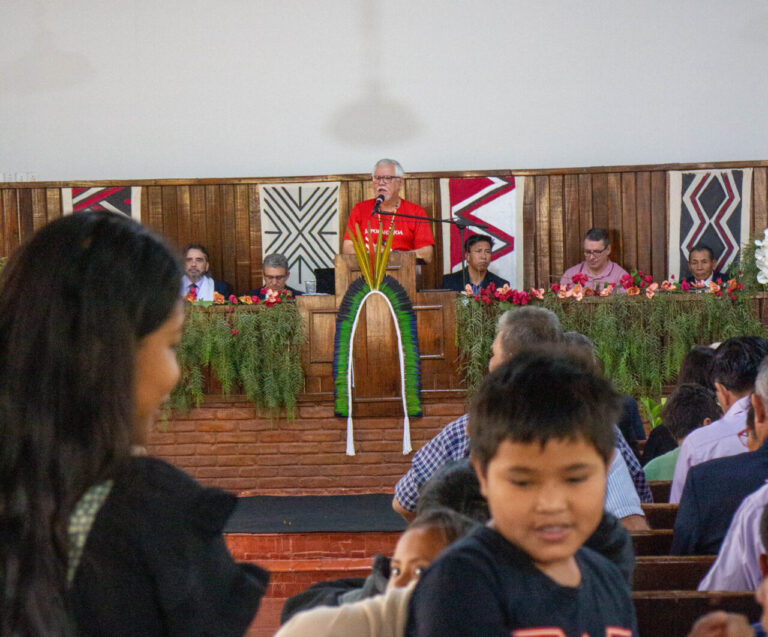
[67,480,113,586]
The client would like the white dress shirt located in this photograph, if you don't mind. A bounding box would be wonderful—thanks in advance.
[699,480,768,591]
[180,274,215,301]
[670,395,751,503]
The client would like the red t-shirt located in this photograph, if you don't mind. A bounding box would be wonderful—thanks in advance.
[343,199,435,253]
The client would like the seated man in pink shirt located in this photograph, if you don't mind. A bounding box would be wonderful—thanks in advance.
[559,228,629,294]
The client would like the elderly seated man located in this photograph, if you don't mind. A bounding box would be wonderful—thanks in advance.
[246,253,302,299]
[559,228,629,293]
[684,243,727,286]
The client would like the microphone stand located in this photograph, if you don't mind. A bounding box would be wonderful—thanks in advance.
[375,209,488,290]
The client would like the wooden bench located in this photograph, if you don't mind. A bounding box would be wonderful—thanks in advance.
[631,530,674,556]
[633,591,760,637]
[650,480,672,503]
[633,556,715,591]
[642,503,678,529]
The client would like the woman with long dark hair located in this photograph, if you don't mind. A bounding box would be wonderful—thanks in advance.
[0,211,268,636]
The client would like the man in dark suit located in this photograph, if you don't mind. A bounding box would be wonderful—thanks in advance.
[246,253,302,299]
[683,243,727,286]
[671,358,768,556]
[441,234,509,293]
[180,243,231,300]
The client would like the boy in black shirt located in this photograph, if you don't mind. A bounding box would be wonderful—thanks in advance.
[406,347,638,637]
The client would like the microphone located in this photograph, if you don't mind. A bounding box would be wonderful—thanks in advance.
[372,194,385,214]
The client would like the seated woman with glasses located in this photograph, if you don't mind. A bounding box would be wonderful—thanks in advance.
[559,227,630,294]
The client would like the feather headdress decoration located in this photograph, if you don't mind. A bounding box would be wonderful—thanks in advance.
[333,217,422,455]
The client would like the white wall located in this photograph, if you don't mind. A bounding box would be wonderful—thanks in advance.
[1,0,767,181]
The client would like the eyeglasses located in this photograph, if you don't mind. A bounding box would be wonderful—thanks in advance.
[373,175,400,183]
[584,248,608,257]
[738,427,750,447]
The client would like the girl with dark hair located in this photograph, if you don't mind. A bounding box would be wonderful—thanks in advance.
[0,211,268,637]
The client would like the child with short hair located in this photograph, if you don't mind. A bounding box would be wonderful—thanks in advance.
[406,347,638,637]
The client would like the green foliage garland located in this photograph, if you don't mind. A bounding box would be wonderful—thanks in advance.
[457,292,767,399]
[171,303,305,417]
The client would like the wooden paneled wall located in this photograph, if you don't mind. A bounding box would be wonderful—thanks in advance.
[1,161,767,291]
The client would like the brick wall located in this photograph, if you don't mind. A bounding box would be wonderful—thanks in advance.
[147,394,467,494]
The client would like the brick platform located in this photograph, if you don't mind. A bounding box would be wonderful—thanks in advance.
[147,392,467,494]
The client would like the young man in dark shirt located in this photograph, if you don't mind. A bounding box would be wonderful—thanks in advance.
[406,347,638,637]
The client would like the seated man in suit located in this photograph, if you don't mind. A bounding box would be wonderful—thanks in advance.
[247,253,302,299]
[671,336,768,502]
[671,358,768,556]
[684,243,727,286]
[559,227,629,294]
[180,243,231,300]
[441,234,509,293]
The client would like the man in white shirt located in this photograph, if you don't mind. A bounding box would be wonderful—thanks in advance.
[180,243,231,301]
[670,336,768,503]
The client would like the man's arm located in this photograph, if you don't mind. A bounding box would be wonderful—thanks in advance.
[342,239,355,255]
[414,244,433,264]
[392,497,416,522]
[605,448,650,531]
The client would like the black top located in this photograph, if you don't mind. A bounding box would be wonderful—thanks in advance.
[406,525,637,637]
[69,456,269,637]
[641,424,678,465]
[441,269,509,292]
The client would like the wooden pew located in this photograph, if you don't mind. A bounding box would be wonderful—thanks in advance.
[631,530,674,556]
[633,591,760,637]
[650,480,672,503]
[642,503,678,529]
[633,556,715,591]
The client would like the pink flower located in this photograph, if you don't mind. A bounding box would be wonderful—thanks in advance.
[231,328,238,335]
[680,281,691,291]
[551,284,561,294]
[599,284,614,297]
[644,275,653,284]
[572,272,588,286]
[530,288,545,300]
[229,294,238,303]
[661,280,675,291]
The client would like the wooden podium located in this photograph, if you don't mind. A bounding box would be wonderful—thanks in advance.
[296,253,463,416]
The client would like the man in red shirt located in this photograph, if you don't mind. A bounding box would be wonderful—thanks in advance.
[342,159,435,263]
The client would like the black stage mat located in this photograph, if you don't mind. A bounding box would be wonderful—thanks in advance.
[225,494,408,534]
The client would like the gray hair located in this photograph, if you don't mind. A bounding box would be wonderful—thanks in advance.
[496,307,562,359]
[755,357,768,403]
[372,159,404,178]
[263,253,289,271]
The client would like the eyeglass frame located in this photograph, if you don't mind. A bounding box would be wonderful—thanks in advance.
[584,247,608,257]
[738,427,751,447]
[372,175,401,183]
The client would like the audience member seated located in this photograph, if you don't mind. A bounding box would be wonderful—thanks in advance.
[441,234,509,293]
[0,212,268,637]
[691,504,768,636]
[684,243,728,286]
[700,386,768,590]
[559,227,629,294]
[392,307,651,531]
[642,345,717,465]
[180,242,231,300]
[246,253,302,299]
[341,158,435,264]
[276,508,476,637]
[415,458,636,586]
[644,383,722,481]
[671,336,768,502]
[671,359,768,556]
[406,347,638,637]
